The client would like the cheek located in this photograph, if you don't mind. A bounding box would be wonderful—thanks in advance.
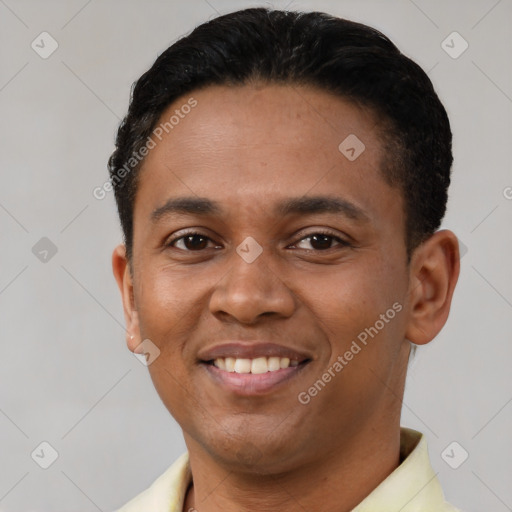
[133,265,202,363]
[136,267,203,422]
[306,254,407,356]
[302,264,407,415]
[136,260,199,318]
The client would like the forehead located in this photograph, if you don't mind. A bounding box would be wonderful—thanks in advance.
[134,83,399,224]
[145,82,381,163]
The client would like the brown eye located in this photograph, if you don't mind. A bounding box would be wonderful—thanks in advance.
[182,234,209,250]
[309,234,334,250]
[293,232,349,251]
[169,233,216,251]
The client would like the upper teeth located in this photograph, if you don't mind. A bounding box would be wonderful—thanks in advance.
[213,357,300,374]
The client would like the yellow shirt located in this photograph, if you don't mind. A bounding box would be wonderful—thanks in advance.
[116,428,461,512]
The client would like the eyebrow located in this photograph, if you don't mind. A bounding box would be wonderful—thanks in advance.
[275,196,369,221]
[151,195,369,223]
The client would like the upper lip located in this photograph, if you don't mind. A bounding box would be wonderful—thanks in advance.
[197,342,312,362]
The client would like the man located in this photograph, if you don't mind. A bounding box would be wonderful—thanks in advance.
[110,7,461,511]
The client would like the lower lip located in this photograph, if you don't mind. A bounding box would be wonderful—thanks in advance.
[201,362,309,395]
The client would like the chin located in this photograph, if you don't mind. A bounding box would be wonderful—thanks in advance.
[198,430,309,476]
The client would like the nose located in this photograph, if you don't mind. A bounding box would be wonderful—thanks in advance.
[208,248,296,325]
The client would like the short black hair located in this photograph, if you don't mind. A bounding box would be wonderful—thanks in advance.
[108,7,452,261]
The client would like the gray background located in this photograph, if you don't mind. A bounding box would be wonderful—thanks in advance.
[0,0,511,510]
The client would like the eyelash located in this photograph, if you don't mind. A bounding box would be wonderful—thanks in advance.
[166,229,352,252]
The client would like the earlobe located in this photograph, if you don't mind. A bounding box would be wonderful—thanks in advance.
[112,244,140,351]
[405,230,460,346]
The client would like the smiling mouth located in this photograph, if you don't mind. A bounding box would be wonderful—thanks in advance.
[207,356,308,374]
[198,342,313,394]
[201,356,312,395]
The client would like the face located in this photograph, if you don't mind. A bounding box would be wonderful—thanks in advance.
[119,83,416,473]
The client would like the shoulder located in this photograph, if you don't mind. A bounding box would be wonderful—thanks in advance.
[114,452,190,512]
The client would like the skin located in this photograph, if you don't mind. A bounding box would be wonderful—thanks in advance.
[113,83,460,512]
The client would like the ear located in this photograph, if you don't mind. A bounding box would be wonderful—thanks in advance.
[405,229,460,345]
[112,244,140,352]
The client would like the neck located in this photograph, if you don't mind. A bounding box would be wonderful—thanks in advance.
[183,421,401,512]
